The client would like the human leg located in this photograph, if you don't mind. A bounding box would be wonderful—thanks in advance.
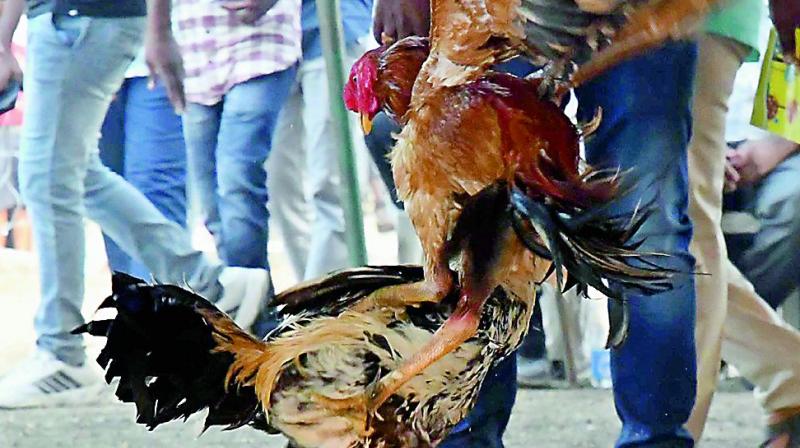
[267,75,310,282]
[576,41,698,447]
[539,286,594,384]
[213,68,296,269]
[298,56,351,279]
[120,77,187,278]
[17,13,143,367]
[82,153,221,298]
[722,260,800,420]
[182,102,223,255]
[363,112,400,205]
[98,79,133,273]
[684,33,750,438]
[98,77,188,279]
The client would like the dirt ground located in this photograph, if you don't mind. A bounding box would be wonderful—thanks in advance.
[0,388,762,448]
[0,224,766,447]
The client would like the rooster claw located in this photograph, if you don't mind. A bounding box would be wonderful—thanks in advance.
[310,382,388,418]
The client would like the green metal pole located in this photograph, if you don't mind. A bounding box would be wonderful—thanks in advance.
[315,0,368,266]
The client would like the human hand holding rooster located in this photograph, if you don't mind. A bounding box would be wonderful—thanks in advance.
[373,0,431,42]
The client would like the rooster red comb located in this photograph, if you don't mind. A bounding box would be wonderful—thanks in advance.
[343,47,384,133]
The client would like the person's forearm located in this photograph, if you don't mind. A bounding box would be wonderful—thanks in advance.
[759,135,800,174]
[771,136,800,165]
[0,0,24,51]
[146,0,173,36]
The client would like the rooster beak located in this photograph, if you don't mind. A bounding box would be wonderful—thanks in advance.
[360,114,373,134]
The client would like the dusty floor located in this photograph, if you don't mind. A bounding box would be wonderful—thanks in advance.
[0,223,766,447]
[0,388,762,447]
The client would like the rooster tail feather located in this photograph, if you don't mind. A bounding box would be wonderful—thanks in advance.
[607,297,630,348]
[73,274,270,432]
[273,265,424,316]
[509,186,678,299]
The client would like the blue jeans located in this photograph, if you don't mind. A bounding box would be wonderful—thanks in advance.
[18,13,224,367]
[99,77,187,279]
[575,42,698,447]
[183,69,297,271]
[726,152,800,309]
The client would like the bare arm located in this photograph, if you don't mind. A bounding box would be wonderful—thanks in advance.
[145,0,186,112]
[728,136,800,186]
[0,0,24,49]
[0,0,24,90]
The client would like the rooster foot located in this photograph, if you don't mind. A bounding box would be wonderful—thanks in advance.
[311,391,368,412]
[351,280,449,313]
[310,382,388,418]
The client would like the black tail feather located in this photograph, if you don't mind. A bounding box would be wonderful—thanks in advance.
[76,267,430,434]
[273,265,424,316]
[510,186,678,299]
[509,185,685,348]
[74,273,263,431]
[443,183,515,282]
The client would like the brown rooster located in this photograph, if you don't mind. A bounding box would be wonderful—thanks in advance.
[342,35,676,415]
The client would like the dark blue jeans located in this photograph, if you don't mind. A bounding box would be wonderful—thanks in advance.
[99,77,187,278]
[575,42,698,447]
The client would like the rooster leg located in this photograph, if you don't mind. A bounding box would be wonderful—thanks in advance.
[366,289,488,412]
[314,284,489,417]
[352,265,453,313]
[571,0,717,86]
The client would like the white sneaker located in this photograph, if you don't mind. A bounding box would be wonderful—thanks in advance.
[216,267,271,331]
[0,349,106,409]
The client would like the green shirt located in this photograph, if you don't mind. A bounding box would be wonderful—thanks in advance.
[705,0,765,61]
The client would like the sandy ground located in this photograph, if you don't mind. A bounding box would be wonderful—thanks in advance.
[0,221,766,447]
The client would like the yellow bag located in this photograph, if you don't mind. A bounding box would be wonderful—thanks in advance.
[752,28,800,144]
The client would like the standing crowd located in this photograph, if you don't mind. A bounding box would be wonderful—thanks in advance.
[0,0,799,447]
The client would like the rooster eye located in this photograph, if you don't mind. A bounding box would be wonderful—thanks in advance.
[352,75,358,83]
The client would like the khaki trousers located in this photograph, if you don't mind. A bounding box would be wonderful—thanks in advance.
[687,34,800,439]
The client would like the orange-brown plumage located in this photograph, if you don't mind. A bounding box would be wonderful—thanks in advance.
[350,40,614,301]
[341,32,676,413]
